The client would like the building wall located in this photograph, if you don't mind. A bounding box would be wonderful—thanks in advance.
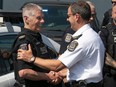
[2,0,111,23]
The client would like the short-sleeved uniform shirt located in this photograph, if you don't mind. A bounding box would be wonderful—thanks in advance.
[12,28,53,87]
[59,24,105,83]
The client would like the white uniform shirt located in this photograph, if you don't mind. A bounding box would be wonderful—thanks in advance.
[59,24,105,83]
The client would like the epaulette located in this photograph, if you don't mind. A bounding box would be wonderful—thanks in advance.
[101,26,107,29]
[65,34,82,43]
[67,34,82,52]
[18,34,26,40]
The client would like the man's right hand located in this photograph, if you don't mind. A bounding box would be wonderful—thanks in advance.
[47,71,63,85]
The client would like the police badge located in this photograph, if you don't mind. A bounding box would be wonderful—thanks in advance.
[67,40,78,52]
[65,33,72,43]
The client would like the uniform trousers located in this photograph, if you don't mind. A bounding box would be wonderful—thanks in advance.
[102,73,116,87]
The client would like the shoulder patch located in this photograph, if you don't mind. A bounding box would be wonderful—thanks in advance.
[18,35,26,40]
[67,40,78,52]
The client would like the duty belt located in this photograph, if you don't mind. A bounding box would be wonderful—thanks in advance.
[64,80,101,87]
[65,80,87,87]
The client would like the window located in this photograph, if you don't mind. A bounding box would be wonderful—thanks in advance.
[0,11,23,27]
[0,34,17,76]
[39,5,69,44]
[42,5,68,26]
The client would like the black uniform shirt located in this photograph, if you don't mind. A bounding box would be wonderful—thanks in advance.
[100,19,116,57]
[12,28,51,87]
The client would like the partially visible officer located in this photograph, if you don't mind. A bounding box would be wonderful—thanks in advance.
[17,1,105,87]
[100,5,116,87]
[101,0,116,26]
[87,1,100,33]
[11,3,62,87]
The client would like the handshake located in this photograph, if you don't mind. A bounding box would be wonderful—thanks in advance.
[46,70,66,85]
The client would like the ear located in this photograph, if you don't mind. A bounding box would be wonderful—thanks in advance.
[24,16,28,21]
[76,13,80,18]
[24,16,29,24]
[75,13,80,21]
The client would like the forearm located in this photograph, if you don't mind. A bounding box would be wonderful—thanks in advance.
[34,57,63,71]
[17,46,65,71]
[105,53,116,68]
[19,69,49,81]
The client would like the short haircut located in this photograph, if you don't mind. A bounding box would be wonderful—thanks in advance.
[70,0,91,21]
[22,3,42,17]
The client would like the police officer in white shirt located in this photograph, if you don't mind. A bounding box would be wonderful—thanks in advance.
[17,1,105,87]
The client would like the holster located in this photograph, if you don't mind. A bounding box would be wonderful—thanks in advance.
[13,81,25,87]
[65,80,87,87]
[72,80,87,87]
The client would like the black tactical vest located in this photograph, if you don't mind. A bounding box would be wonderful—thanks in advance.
[105,23,116,60]
[103,23,116,75]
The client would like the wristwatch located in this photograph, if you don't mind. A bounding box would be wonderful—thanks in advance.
[29,56,36,63]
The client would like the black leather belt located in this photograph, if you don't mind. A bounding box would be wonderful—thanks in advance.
[64,80,101,87]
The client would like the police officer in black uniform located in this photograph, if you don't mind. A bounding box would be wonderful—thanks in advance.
[100,5,116,87]
[12,3,62,87]
[101,0,116,27]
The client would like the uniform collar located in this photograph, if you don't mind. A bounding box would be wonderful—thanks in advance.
[72,24,91,37]
[23,28,41,39]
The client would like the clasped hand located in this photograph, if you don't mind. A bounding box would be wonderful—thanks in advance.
[47,71,63,85]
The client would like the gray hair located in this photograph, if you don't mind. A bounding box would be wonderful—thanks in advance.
[22,3,42,17]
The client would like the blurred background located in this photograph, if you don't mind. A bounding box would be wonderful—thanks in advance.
[0,0,111,23]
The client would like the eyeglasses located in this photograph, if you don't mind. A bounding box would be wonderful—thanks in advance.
[91,13,96,17]
[67,14,74,18]
[111,1,116,4]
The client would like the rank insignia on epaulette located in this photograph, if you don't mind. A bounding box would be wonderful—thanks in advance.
[18,35,26,40]
[67,40,78,52]
[101,26,106,29]
[65,33,72,43]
